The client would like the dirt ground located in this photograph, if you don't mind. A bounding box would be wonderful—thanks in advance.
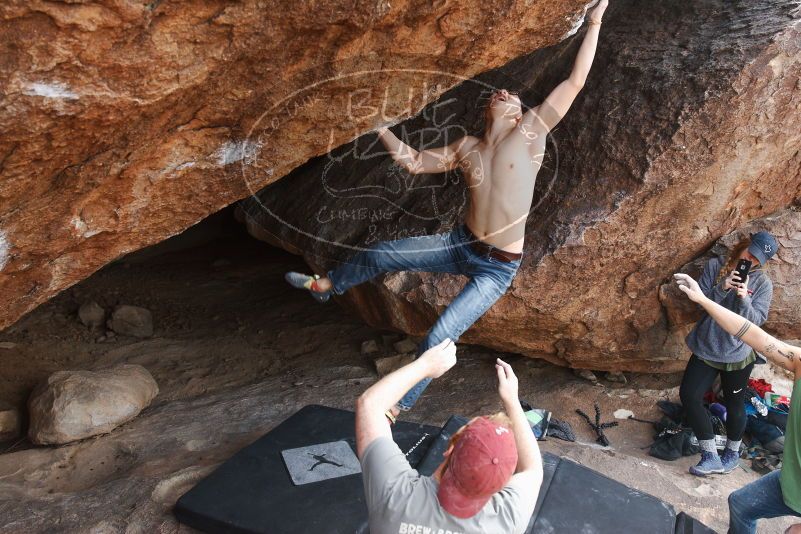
[0,222,795,533]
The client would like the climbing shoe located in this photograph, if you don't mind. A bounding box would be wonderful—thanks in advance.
[689,451,724,476]
[284,272,331,303]
[720,449,740,473]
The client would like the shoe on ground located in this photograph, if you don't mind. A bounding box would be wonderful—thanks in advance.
[690,451,724,476]
[720,449,740,473]
[284,272,331,303]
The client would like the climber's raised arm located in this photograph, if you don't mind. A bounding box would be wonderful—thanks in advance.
[528,0,608,132]
[376,127,473,175]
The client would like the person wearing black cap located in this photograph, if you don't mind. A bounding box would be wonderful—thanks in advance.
[679,230,779,476]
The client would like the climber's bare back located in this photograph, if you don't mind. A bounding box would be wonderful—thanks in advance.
[454,112,547,254]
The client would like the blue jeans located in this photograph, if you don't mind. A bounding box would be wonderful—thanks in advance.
[728,470,801,534]
[327,224,521,410]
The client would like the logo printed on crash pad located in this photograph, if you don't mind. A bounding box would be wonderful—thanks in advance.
[281,441,361,485]
[308,452,343,471]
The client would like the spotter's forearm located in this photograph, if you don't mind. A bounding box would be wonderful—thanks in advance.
[357,358,432,415]
[502,398,542,477]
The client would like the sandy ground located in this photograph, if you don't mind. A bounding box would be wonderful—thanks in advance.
[0,226,795,533]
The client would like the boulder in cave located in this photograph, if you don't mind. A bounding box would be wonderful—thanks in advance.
[28,364,159,445]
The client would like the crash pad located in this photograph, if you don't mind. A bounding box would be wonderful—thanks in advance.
[174,405,438,533]
[175,405,712,534]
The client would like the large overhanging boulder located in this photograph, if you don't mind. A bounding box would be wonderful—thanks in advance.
[240,0,801,372]
[0,0,595,330]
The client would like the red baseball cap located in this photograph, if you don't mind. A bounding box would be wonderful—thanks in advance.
[437,417,518,518]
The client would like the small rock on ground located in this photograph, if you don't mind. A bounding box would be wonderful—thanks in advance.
[574,369,598,382]
[613,409,634,420]
[374,354,415,377]
[78,301,106,329]
[606,371,628,384]
[0,402,21,441]
[108,305,153,338]
[360,339,379,355]
[392,338,417,354]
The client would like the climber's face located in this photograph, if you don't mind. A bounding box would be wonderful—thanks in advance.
[486,89,523,122]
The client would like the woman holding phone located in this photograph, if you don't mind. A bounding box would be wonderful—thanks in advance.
[679,231,779,476]
[673,272,799,533]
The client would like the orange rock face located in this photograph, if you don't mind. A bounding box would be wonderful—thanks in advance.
[241,1,801,371]
[0,0,594,330]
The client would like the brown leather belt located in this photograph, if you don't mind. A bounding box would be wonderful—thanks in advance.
[463,225,523,263]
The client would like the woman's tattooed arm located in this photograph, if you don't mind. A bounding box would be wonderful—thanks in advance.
[778,347,798,361]
[678,280,800,377]
[759,335,799,372]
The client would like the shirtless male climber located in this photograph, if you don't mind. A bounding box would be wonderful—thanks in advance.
[287,0,609,420]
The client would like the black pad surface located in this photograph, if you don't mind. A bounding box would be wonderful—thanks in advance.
[416,415,468,476]
[174,405,439,534]
[531,455,676,533]
[176,406,707,534]
[674,512,718,534]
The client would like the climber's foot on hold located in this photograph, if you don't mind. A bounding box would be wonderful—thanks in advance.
[284,272,332,303]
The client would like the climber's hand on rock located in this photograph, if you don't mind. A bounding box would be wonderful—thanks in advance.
[372,114,400,135]
[589,0,608,23]
[420,338,457,379]
[674,273,705,303]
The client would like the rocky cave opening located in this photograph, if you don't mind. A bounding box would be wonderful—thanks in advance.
[0,191,686,460]
[0,202,344,427]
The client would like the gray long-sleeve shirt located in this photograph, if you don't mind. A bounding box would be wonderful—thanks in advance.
[686,256,773,364]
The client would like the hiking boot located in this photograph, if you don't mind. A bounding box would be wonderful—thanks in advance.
[689,451,724,476]
[721,449,740,473]
[285,272,331,303]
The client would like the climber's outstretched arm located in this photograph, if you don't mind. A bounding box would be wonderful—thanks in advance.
[355,339,456,457]
[527,0,608,131]
[376,127,473,175]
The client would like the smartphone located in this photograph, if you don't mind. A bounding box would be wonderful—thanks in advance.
[734,259,752,284]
